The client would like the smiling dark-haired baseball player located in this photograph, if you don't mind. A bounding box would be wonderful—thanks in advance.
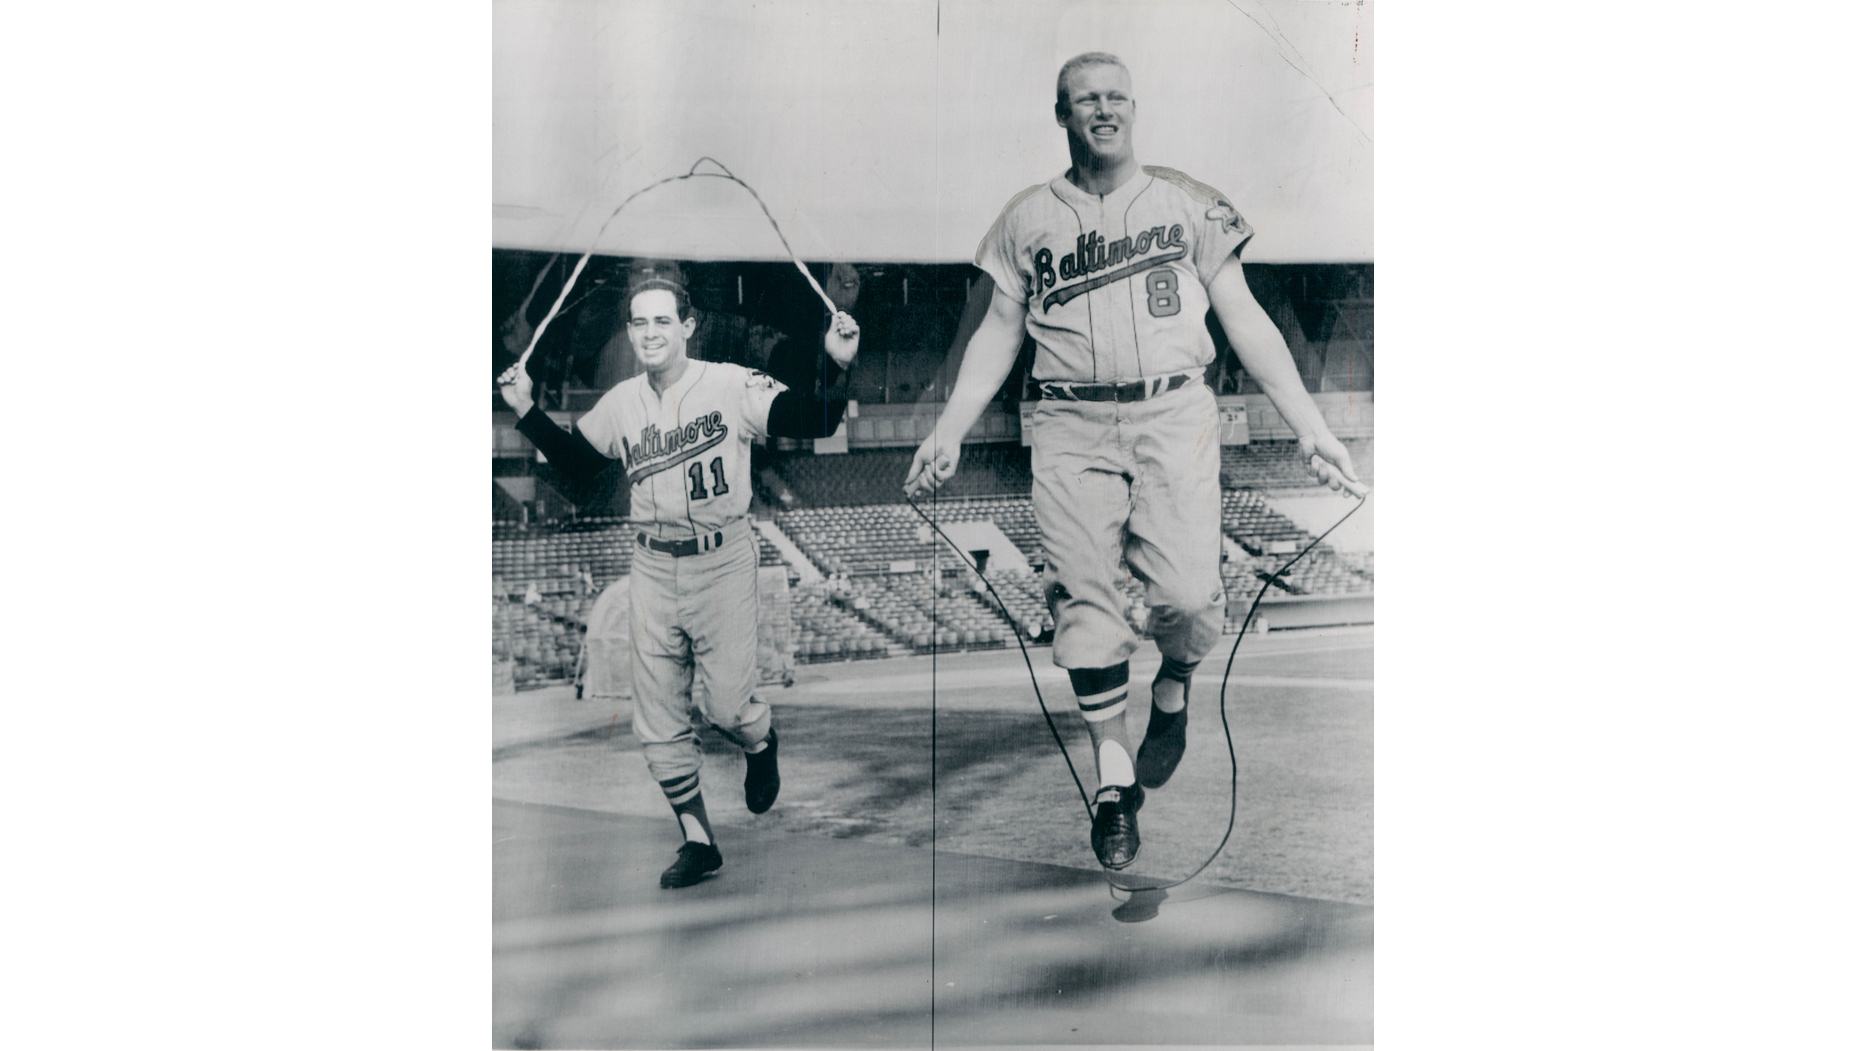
[503,262,859,888]
[906,52,1364,871]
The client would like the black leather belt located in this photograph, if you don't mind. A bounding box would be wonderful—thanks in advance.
[637,531,725,557]
[1039,373,1195,402]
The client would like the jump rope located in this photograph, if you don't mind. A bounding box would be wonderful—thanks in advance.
[496,157,836,390]
[499,159,1370,897]
[903,487,1366,895]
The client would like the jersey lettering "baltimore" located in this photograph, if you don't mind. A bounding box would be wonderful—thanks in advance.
[575,361,785,535]
[622,411,727,485]
[1035,224,1187,310]
[977,165,1253,384]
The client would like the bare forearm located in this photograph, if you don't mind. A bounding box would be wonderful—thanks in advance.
[905,283,1031,497]
[936,351,1014,437]
[932,289,1025,437]
[928,276,996,401]
[1233,335,1329,442]
[1208,261,1331,442]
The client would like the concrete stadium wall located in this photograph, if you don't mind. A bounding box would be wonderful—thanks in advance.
[1236,592,1374,631]
[493,391,1371,456]
[843,391,1372,448]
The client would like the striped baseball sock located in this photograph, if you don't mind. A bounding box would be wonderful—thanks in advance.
[1152,655,1200,713]
[658,772,715,845]
[1069,663,1135,787]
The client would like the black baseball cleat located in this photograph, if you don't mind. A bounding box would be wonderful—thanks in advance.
[1090,783,1145,869]
[1135,686,1190,789]
[659,841,724,888]
[744,728,780,814]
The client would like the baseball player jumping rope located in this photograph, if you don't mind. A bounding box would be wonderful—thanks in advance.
[906,53,1366,871]
[503,263,859,888]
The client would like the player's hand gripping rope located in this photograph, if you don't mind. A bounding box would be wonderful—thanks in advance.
[903,486,1368,896]
[1300,434,1369,497]
[496,157,842,389]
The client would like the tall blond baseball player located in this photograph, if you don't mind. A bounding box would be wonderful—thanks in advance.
[907,53,1364,871]
[504,263,859,888]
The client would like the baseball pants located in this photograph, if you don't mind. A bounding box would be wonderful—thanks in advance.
[628,518,772,786]
[1030,380,1226,670]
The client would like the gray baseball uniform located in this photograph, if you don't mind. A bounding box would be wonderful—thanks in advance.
[975,165,1252,670]
[574,361,786,788]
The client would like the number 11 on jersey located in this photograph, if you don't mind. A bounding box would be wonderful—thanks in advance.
[687,456,730,501]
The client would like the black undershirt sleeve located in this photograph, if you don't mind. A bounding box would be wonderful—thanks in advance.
[765,358,850,439]
[514,405,615,490]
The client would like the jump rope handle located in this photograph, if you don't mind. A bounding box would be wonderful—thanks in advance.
[497,253,594,389]
[1310,455,1371,499]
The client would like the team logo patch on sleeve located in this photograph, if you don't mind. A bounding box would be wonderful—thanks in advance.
[743,369,781,390]
[1206,200,1250,237]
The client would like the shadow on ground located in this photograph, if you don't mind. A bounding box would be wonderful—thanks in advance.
[494,686,1372,902]
[493,801,1372,1049]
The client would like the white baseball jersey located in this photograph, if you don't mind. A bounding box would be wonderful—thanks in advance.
[575,361,785,537]
[976,166,1253,384]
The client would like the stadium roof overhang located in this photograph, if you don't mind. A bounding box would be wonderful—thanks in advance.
[493,0,1372,265]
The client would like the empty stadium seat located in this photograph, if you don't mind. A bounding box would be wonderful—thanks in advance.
[787,582,898,664]
[1217,438,1375,490]
[490,440,1374,679]
[767,444,1034,507]
[491,520,635,598]
[773,496,1044,578]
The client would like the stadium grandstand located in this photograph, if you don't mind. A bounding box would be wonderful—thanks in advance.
[492,254,1372,691]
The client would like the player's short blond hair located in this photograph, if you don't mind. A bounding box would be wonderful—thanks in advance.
[1054,52,1129,118]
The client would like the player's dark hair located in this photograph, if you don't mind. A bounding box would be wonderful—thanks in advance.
[626,278,694,322]
[1055,51,1129,118]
